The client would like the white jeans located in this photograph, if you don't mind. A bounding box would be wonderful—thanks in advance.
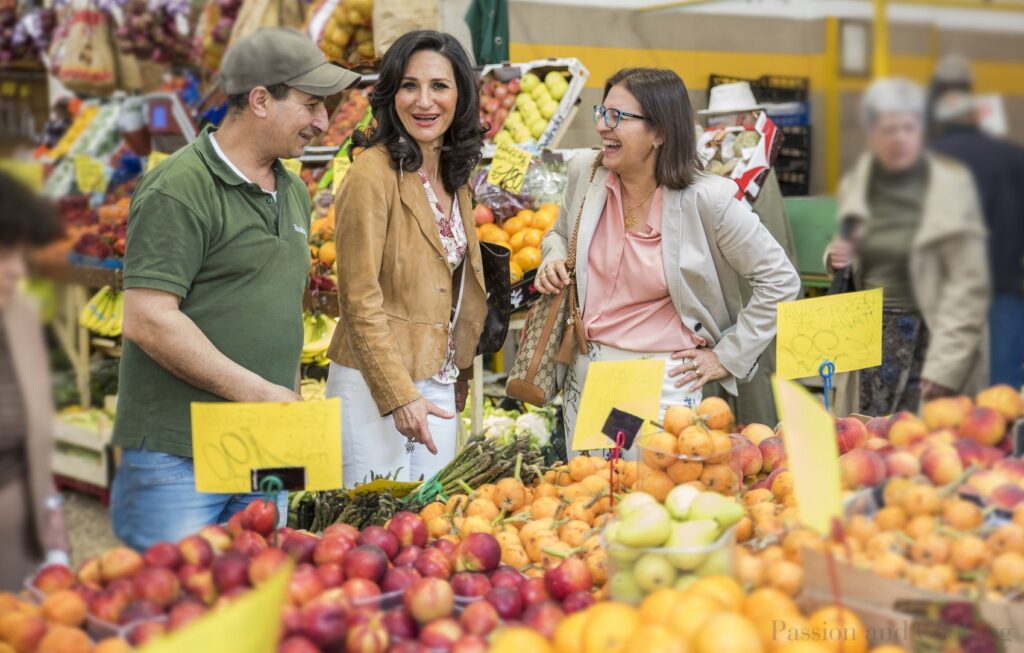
[562,342,702,461]
[325,363,458,487]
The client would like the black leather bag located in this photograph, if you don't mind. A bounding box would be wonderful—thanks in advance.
[475,240,511,355]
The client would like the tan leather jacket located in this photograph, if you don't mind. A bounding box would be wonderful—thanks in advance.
[327,145,488,416]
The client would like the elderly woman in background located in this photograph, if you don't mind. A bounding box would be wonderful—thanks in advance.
[826,78,990,416]
[0,172,71,587]
[535,68,801,448]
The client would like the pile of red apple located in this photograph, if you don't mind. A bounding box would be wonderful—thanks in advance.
[479,77,519,141]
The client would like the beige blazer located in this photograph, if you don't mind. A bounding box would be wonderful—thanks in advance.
[832,153,991,416]
[2,291,56,550]
[541,151,801,395]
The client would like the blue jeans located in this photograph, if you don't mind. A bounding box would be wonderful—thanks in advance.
[990,293,1024,389]
[110,448,287,552]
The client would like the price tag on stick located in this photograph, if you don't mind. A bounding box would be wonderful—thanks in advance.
[571,359,664,450]
[191,398,342,493]
[601,408,644,451]
[281,158,303,176]
[487,141,532,194]
[332,156,351,194]
[73,155,107,195]
[775,288,883,380]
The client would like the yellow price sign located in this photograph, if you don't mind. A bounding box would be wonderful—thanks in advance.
[487,141,532,194]
[332,156,351,194]
[772,376,843,535]
[0,81,15,96]
[0,159,44,191]
[775,288,883,380]
[281,158,303,177]
[147,151,170,173]
[73,155,107,195]
[139,560,293,653]
[571,359,664,450]
[191,398,342,493]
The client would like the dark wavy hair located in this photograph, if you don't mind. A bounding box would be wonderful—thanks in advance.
[0,171,61,247]
[352,31,485,194]
[603,68,700,190]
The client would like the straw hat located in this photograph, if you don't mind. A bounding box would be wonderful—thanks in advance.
[698,82,765,116]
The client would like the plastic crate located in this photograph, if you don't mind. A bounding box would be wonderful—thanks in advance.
[779,125,811,151]
[708,74,809,104]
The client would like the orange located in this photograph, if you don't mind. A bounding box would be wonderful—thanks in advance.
[622,624,687,653]
[776,643,833,653]
[509,230,528,252]
[639,588,682,626]
[509,261,524,283]
[553,610,588,653]
[522,228,545,248]
[540,202,560,214]
[665,594,724,640]
[583,602,640,653]
[685,576,745,612]
[531,210,556,231]
[318,241,336,266]
[502,216,527,235]
[806,606,868,653]
[867,647,910,653]
[513,247,542,272]
[516,209,536,223]
[693,613,764,653]
[743,587,799,622]
[491,626,554,653]
[697,396,735,430]
[663,406,697,436]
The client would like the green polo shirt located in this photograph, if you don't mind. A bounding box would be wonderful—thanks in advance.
[112,126,311,458]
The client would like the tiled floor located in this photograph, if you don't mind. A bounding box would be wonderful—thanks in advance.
[63,489,120,567]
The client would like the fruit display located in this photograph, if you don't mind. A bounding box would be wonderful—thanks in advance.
[310,0,374,67]
[313,87,371,148]
[603,488,741,603]
[0,587,131,653]
[0,4,57,67]
[193,0,244,70]
[115,0,192,65]
[477,59,588,156]
[474,204,558,280]
[78,287,124,337]
[301,312,337,367]
[47,104,100,161]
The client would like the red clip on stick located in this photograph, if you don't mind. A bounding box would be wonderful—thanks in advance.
[609,431,626,510]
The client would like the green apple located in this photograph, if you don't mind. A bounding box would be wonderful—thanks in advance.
[505,111,524,129]
[664,520,720,570]
[549,80,568,101]
[544,71,565,88]
[530,84,551,102]
[515,93,533,110]
[618,504,672,548]
[664,485,701,521]
[674,574,698,592]
[609,570,644,604]
[604,521,641,564]
[615,492,658,519]
[687,492,744,530]
[634,554,677,593]
[529,118,548,139]
[513,126,531,144]
[539,99,558,120]
[494,131,514,147]
[695,547,731,578]
[520,72,541,93]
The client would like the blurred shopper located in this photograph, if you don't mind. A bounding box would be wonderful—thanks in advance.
[325,31,488,484]
[110,28,359,550]
[698,81,799,427]
[929,55,1024,389]
[825,78,990,416]
[0,172,71,586]
[534,68,800,448]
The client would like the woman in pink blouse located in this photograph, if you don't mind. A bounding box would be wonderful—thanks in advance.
[535,68,801,445]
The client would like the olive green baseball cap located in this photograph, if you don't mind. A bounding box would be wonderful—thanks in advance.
[220,27,360,98]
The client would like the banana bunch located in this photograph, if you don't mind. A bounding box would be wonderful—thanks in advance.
[79,286,124,337]
[301,312,337,366]
[300,378,327,401]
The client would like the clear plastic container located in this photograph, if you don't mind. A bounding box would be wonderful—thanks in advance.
[352,587,404,611]
[634,431,745,498]
[603,521,736,604]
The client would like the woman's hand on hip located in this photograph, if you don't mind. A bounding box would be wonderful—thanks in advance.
[669,348,729,391]
[825,239,854,271]
[535,259,570,295]
[393,397,453,455]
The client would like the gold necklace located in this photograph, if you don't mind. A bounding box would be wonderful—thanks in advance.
[623,185,658,230]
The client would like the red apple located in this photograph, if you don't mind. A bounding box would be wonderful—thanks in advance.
[517,577,550,607]
[490,566,524,591]
[289,564,326,606]
[300,598,348,648]
[178,535,214,568]
[921,445,965,485]
[240,499,277,536]
[381,606,418,640]
[212,551,251,593]
[419,618,462,649]
[33,564,74,595]
[279,636,322,653]
[358,527,400,561]
[758,436,787,473]
[412,547,452,579]
[88,591,129,624]
[390,641,428,653]
[430,539,456,556]
[838,449,887,489]
[282,604,303,638]
[954,440,1004,468]
[388,512,429,548]
[888,412,928,447]
[167,600,207,631]
[562,591,595,614]
[404,577,454,624]
[483,587,523,621]
[227,512,245,539]
[323,523,360,543]
[128,621,166,647]
[522,600,565,638]
[314,535,355,567]
[341,578,382,607]
[182,568,218,605]
[232,530,269,557]
[382,566,421,594]
[249,547,290,585]
[730,436,764,476]
[119,598,163,625]
[453,533,501,573]
[451,635,488,653]
[989,484,1024,511]
[884,450,921,478]
[198,525,232,553]
[344,545,389,584]
[473,204,495,226]
[133,566,181,607]
[346,606,377,630]
[316,562,345,589]
[459,598,499,636]
[346,616,389,653]
[865,416,890,440]
[451,572,491,598]
[100,547,144,582]
[77,557,101,588]
[393,546,423,567]
[835,417,870,454]
[993,459,1024,482]
[543,558,592,601]
[283,531,320,565]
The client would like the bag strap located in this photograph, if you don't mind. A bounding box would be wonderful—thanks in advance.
[565,160,600,272]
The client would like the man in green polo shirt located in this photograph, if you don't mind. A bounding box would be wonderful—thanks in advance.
[110,28,359,551]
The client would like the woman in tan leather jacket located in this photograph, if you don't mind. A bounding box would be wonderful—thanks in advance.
[325,31,488,485]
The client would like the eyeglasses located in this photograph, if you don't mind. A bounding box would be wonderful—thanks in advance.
[593,105,646,129]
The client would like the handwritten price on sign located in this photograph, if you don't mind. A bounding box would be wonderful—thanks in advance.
[191,399,342,493]
[486,142,532,194]
[775,288,883,380]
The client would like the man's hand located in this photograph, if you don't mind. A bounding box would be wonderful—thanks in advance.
[825,240,854,271]
[392,397,453,455]
[255,382,303,403]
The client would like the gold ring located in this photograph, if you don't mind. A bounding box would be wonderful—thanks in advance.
[695,367,703,377]
[691,360,699,371]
